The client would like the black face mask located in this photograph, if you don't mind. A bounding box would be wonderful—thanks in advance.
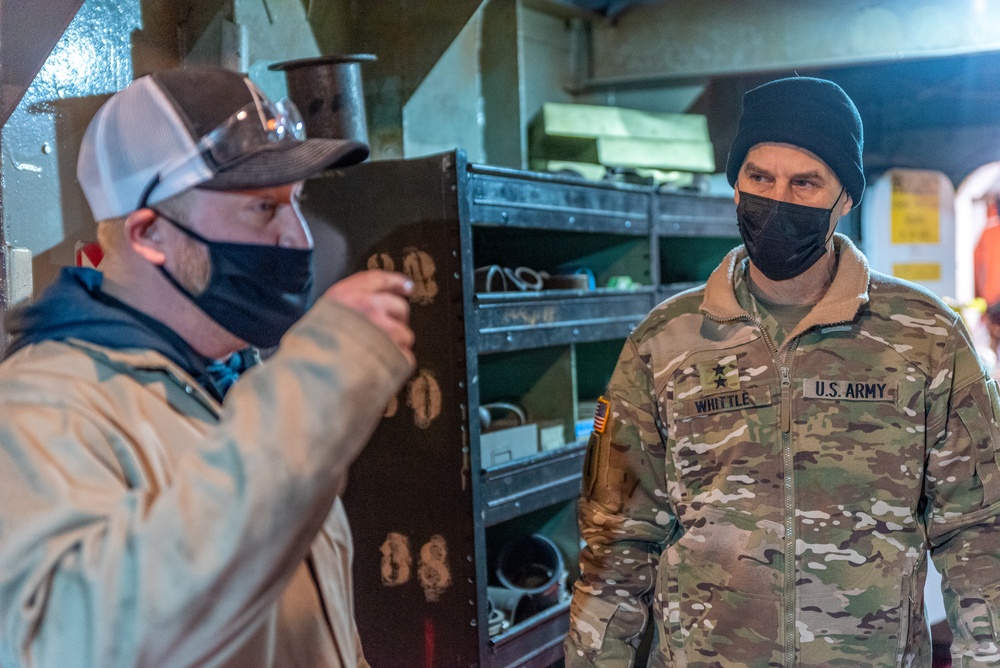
[736,189,844,281]
[153,211,314,348]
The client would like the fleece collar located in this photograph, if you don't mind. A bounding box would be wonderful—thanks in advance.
[700,233,871,340]
[4,267,253,400]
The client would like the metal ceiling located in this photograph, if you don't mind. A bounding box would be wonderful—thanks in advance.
[574,0,1000,186]
[691,51,1000,188]
[545,0,659,20]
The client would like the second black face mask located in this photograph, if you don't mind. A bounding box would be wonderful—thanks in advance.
[736,189,843,281]
[154,211,314,349]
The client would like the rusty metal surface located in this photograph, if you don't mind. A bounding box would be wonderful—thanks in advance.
[271,54,376,144]
[1,0,143,297]
[0,0,86,126]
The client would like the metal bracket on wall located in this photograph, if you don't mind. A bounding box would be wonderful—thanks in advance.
[0,246,34,351]
[5,247,34,308]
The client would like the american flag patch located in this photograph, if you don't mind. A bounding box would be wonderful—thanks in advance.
[593,397,610,434]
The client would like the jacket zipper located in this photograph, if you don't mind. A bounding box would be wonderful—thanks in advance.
[705,311,799,666]
[751,320,798,667]
[779,341,798,668]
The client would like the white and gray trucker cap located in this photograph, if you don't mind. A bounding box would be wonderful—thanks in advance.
[77,65,368,221]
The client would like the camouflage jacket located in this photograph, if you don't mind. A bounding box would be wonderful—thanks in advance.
[566,235,1000,667]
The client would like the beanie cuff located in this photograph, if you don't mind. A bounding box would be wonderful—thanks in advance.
[725,77,865,208]
[726,124,865,208]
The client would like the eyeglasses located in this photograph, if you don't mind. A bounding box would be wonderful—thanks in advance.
[199,79,306,168]
[138,79,306,209]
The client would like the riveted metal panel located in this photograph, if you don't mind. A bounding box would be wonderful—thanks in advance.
[0,0,144,301]
[476,290,653,353]
[655,190,736,237]
[468,164,650,233]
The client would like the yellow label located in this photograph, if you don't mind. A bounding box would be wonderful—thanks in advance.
[890,171,940,245]
[893,262,941,282]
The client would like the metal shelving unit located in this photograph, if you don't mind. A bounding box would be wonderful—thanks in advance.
[300,150,737,668]
[475,289,654,353]
[482,443,587,527]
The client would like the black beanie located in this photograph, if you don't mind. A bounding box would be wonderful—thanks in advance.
[725,77,865,207]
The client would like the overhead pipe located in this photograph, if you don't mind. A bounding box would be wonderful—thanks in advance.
[269,54,376,146]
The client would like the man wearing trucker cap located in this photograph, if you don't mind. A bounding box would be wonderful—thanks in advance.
[0,66,414,667]
[567,77,1000,666]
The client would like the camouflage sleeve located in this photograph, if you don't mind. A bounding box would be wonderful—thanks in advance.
[925,317,1000,666]
[565,336,674,667]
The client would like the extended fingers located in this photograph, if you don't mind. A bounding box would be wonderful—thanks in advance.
[335,269,413,296]
[321,270,416,366]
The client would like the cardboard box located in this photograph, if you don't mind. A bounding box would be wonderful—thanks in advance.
[538,420,566,452]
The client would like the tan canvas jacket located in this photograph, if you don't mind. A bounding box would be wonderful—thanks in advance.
[567,235,1000,667]
[0,298,413,667]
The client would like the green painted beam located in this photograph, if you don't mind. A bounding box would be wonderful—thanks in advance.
[596,136,714,172]
[536,101,709,141]
[530,102,714,172]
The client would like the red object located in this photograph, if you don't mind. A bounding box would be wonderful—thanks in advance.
[593,397,610,434]
[75,241,104,269]
[423,617,435,668]
[974,199,1000,305]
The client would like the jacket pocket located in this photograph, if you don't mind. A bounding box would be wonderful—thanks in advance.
[662,505,785,666]
[798,566,916,665]
[670,384,782,516]
[955,378,1000,507]
[984,380,1000,489]
[569,593,625,651]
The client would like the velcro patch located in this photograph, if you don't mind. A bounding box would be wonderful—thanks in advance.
[593,397,610,434]
[688,386,772,416]
[803,379,896,402]
[697,356,740,396]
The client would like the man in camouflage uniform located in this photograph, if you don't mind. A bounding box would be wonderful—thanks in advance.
[566,76,1000,667]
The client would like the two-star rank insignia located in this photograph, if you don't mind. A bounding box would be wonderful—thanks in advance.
[697,356,740,395]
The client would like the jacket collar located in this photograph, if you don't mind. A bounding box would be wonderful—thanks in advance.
[63,338,221,416]
[4,267,249,401]
[701,233,870,336]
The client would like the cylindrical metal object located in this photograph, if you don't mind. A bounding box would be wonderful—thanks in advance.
[268,54,376,145]
[495,533,567,610]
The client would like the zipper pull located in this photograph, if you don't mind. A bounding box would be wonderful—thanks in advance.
[780,366,792,432]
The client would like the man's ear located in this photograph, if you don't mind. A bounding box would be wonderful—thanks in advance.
[125,208,167,266]
[840,193,854,217]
